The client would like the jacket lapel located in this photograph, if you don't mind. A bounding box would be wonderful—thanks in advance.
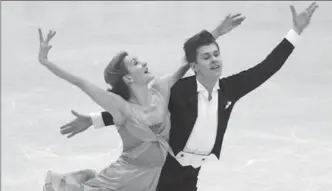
[184,77,198,135]
[211,80,228,157]
[218,81,227,116]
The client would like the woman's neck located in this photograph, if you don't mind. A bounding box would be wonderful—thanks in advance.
[129,84,151,105]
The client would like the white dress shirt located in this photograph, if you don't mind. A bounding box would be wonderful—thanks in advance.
[183,79,219,155]
[91,29,301,168]
[174,79,219,168]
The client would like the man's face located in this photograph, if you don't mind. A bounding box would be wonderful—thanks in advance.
[191,43,222,79]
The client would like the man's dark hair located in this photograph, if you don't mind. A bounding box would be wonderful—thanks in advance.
[183,30,219,63]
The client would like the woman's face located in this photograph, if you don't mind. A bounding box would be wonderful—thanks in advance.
[123,55,154,85]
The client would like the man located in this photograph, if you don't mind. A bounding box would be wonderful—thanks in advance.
[60,3,318,191]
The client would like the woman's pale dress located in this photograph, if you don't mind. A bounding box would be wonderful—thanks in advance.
[45,82,173,191]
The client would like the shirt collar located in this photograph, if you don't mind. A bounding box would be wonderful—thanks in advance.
[196,79,220,92]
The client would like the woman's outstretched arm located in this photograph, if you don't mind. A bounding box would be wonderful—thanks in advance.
[38,29,126,124]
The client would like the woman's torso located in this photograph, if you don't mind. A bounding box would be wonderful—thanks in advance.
[115,82,171,166]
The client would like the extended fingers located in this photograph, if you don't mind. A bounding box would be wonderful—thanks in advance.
[307,4,318,18]
[227,13,245,25]
[38,28,44,43]
[45,30,56,44]
[67,132,76,138]
[306,1,317,12]
[39,28,56,46]
[60,126,74,135]
[230,13,242,19]
[290,5,297,18]
[233,17,246,24]
[60,121,73,129]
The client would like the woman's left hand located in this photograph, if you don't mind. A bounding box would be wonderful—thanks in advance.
[38,28,56,64]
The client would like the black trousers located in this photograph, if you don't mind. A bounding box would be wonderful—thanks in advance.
[156,154,201,191]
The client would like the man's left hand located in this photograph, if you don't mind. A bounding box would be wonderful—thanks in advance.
[212,13,246,38]
[290,2,318,35]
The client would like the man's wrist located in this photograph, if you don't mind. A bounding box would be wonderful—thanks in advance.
[90,112,105,129]
[88,116,93,126]
[292,25,303,35]
[210,29,220,39]
[285,28,301,46]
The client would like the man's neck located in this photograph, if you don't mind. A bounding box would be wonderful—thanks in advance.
[196,74,219,94]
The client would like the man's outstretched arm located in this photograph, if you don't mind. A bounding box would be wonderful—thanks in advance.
[59,110,114,138]
[224,2,318,102]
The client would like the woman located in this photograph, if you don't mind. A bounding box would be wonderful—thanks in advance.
[39,28,189,191]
